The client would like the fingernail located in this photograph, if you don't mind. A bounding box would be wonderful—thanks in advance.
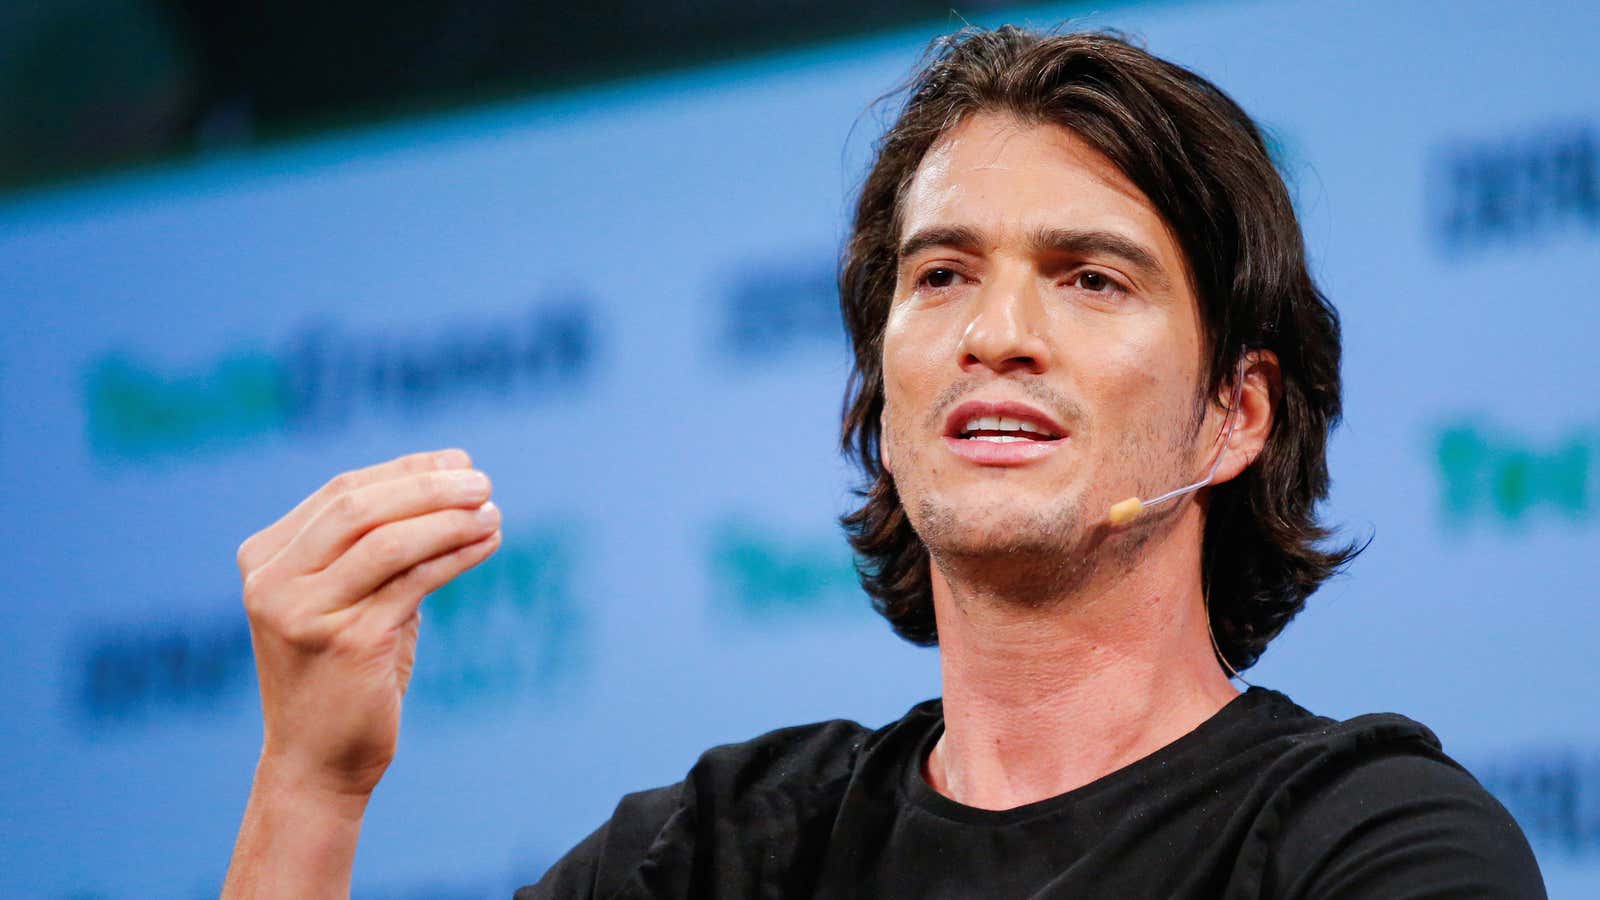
[435,448,470,469]
[474,501,500,524]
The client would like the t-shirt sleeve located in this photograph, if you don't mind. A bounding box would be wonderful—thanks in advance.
[1265,750,1546,899]
[513,782,685,900]
[511,717,866,898]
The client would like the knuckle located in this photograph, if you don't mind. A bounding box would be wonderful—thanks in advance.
[279,614,329,649]
[240,588,261,619]
[236,535,259,573]
[329,491,367,525]
[367,532,408,568]
[240,568,271,611]
[410,555,447,586]
[383,571,426,604]
[325,470,358,497]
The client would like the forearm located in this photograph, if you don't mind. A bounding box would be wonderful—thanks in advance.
[222,758,372,900]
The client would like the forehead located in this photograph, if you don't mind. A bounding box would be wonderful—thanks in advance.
[900,111,1184,271]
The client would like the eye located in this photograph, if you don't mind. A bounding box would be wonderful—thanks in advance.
[1070,270,1127,297]
[917,267,963,290]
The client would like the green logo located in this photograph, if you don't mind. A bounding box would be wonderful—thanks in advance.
[84,350,292,458]
[709,517,864,624]
[1434,422,1592,528]
[81,301,596,462]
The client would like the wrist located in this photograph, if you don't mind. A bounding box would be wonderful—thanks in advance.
[224,753,371,899]
[252,753,378,821]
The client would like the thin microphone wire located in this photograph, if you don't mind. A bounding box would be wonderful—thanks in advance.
[1134,362,1247,513]
[1188,359,1251,683]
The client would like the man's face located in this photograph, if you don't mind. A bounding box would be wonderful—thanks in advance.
[880,111,1215,578]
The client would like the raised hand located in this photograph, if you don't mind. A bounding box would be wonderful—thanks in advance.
[224,448,501,899]
[236,447,502,796]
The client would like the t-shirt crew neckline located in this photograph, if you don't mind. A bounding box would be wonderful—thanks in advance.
[898,685,1275,826]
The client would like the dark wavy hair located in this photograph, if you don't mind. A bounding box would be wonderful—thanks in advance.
[838,26,1361,672]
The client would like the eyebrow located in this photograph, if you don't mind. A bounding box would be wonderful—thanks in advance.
[897,224,1172,292]
[897,225,985,263]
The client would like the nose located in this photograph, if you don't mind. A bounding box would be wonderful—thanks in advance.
[959,269,1051,375]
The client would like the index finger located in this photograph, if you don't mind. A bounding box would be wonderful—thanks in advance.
[239,448,472,573]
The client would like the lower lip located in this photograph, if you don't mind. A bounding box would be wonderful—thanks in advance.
[942,435,1065,466]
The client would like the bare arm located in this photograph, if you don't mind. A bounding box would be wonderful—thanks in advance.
[222,449,501,898]
[223,759,370,898]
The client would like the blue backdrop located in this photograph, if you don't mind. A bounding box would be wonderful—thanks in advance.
[1,0,1596,896]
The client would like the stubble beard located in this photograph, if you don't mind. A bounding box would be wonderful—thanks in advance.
[888,388,1209,612]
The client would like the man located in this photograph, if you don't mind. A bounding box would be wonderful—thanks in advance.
[224,26,1544,898]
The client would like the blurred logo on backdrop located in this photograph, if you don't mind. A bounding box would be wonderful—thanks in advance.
[1476,751,1600,858]
[408,526,586,710]
[73,526,587,728]
[1433,121,1598,254]
[81,296,598,461]
[708,516,864,625]
[1434,421,1593,529]
[718,256,843,362]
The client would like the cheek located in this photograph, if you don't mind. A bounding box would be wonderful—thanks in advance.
[878,361,932,481]
[1097,335,1181,414]
[1108,363,1204,462]
[880,310,935,422]
[1070,347,1187,467]
[880,306,917,377]
[883,301,960,380]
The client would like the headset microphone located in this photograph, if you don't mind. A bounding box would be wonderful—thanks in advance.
[1107,357,1248,527]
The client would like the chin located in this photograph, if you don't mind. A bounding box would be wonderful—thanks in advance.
[909,492,1089,560]
[908,492,1126,604]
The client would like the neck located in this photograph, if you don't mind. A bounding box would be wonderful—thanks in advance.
[924,505,1238,811]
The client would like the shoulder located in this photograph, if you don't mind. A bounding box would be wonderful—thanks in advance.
[622,713,883,852]
[1240,693,1546,898]
[517,711,909,899]
[684,714,879,801]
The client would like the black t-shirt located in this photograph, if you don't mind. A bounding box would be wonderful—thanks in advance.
[517,687,1544,898]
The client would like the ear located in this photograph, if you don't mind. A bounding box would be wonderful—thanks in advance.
[1210,349,1279,485]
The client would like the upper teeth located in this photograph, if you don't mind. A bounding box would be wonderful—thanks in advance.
[963,415,1048,435]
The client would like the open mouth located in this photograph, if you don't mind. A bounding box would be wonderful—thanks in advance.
[957,415,1063,443]
[941,401,1068,465]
